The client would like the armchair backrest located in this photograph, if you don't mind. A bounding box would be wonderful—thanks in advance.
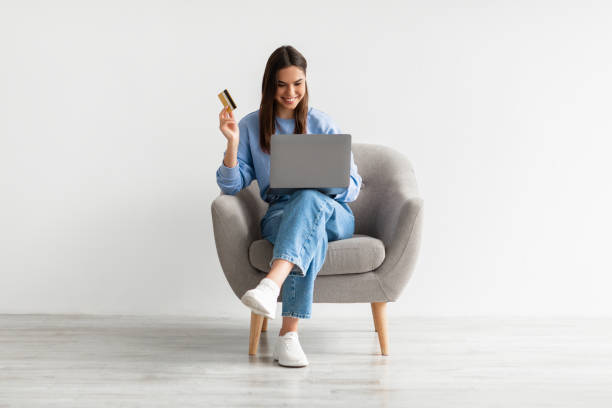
[350,143,419,236]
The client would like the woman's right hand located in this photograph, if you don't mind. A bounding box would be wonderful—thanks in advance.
[219,106,239,144]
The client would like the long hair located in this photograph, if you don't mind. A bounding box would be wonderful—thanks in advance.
[259,45,309,154]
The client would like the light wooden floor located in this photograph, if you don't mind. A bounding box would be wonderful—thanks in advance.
[1,314,611,407]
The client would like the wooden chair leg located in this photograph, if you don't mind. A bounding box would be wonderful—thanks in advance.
[370,303,379,332]
[249,312,265,355]
[261,317,268,332]
[371,302,389,355]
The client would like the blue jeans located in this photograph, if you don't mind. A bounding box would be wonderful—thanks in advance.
[260,189,355,319]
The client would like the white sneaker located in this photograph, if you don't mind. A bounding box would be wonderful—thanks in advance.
[273,332,309,367]
[240,278,280,319]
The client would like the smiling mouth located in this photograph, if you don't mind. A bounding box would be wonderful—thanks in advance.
[282,97,298,103]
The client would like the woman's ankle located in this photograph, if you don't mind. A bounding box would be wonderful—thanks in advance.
[279,317,299,336]
[266,259,294,287]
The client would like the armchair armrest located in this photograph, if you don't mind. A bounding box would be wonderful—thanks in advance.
[211,188,266,299]
[364,151,424,301]
[372,193,424,301]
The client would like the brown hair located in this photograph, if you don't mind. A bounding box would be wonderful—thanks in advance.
[259,45,309,154]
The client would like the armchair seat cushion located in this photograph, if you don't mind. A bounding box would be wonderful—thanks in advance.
[248,234,386,276]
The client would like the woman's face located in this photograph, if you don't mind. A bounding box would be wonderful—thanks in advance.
[274,65,306,116]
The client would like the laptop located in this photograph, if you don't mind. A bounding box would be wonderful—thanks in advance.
[267,133,351,196]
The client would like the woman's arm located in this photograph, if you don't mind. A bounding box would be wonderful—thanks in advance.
[333,151,362,202]
[223,139,238,168]
[216,119,256,195]
[323,115,362,203]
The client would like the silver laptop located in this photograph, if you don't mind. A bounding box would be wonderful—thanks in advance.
[268,133,351,196]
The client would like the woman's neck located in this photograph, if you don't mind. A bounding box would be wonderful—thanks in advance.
[276,105,294,119]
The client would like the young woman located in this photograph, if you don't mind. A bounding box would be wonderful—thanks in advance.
[216,45,362,367]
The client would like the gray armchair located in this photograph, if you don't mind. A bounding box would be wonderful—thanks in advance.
[211,143,424,356]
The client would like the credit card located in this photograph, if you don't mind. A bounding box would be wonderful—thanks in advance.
[218,89,237,111]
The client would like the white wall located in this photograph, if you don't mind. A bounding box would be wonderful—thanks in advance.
[1,0,610,318]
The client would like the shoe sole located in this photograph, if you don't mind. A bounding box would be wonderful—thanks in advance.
[277,360,309,367]
[241,293,275,319]
[273,348,308,367]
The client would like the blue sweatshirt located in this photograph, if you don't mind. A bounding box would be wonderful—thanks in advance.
[216,107,362,203]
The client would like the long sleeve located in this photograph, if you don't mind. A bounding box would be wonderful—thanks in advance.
[215,119,256,195]
[333,151,362,203]
[325,120,362,203]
